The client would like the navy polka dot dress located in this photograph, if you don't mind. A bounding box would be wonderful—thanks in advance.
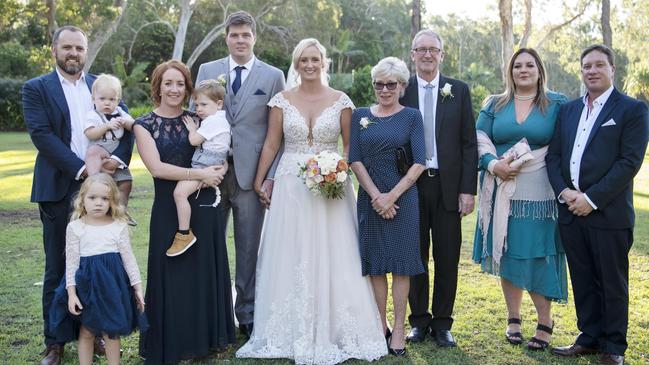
[349,107,426,276]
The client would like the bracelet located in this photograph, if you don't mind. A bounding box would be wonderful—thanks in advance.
[186,168,191,180]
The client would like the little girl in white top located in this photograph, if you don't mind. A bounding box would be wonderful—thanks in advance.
[167,79,230,257]
[49,173,146,365]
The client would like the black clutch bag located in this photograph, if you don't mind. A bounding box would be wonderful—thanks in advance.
[395,143,413,175]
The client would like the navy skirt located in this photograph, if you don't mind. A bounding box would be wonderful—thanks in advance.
[49,252,148,343]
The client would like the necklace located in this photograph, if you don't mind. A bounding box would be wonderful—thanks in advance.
[514,94,535,101]
[373,105,401,123]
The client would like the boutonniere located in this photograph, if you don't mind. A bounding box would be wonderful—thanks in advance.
[440,82,454,102]
[217,74,228,93]
[360,116,376,129]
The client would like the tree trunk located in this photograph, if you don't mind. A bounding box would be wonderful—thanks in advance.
[410,0,421,74]
[46,0,57,40]
[601,0,612,48]
[498,0,513,82]
[519,0,532,48]
[172,0,195,61]
[84,0,128,72]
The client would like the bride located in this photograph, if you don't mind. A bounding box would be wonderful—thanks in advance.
[235,38,387,364]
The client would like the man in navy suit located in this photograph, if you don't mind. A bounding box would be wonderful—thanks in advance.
[22,26,133,365]
[547,45,648,365]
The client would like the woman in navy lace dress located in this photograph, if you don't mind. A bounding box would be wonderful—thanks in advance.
[134,60,235,364]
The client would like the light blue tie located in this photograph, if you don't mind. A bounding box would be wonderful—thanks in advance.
[423,83,436,160]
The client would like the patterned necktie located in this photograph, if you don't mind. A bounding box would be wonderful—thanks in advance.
[423,83,436,160]
[232,66,245,95]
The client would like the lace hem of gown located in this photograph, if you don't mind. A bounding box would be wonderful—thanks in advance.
[236,261,387,365]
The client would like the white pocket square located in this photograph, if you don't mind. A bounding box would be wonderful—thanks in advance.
[601,119,616,127]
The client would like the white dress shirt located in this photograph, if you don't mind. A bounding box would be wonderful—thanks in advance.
[416,72,440,169]
[565,85,615,209]
[228,55,256,88]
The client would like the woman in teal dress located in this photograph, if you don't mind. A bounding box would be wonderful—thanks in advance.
[472,48,568,350]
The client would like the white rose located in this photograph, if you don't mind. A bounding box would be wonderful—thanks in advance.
[314,175,324,183]
[336,171,348,182]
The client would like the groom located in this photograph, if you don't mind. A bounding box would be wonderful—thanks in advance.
[194,10,285,338]
[547,44,648,365]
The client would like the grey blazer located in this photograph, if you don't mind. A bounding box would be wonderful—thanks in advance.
[195,57,285,190]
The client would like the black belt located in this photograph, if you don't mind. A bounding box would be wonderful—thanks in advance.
[227,155,234,164]
[424,168,439,177]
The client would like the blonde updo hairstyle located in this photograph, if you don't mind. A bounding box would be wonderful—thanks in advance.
[287,38,330,89]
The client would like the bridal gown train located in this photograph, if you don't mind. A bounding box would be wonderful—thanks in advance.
[235,92,387,364]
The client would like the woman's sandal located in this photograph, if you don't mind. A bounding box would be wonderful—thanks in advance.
[527,322,554,351]
[505,318,524,345]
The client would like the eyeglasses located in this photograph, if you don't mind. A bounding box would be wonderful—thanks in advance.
[373,81,399,91]
[412,47,442,55]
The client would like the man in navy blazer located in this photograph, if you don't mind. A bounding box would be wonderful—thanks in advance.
[547,45,648,365]
[22,26,133,365]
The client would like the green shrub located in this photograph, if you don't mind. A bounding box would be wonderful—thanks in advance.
[0,78,25,131]
[128,104,152,119]
[348,65,375,107]
[0,42,33,78]
[329,73,353,94]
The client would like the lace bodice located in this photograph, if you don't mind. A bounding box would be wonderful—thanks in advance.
[269,92,354,177]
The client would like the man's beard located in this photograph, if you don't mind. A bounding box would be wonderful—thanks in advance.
[56,55,84,75]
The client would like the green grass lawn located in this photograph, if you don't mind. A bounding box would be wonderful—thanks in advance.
[1,131,648,365]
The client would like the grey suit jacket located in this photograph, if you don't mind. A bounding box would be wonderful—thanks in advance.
[195,56,285,190]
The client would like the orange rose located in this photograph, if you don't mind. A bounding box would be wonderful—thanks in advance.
[324,172,337,183]
[337,160,349,172]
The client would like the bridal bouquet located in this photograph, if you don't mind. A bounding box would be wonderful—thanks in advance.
[298,151,350,199]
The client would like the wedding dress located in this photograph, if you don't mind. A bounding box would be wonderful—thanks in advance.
[236,92,387,364]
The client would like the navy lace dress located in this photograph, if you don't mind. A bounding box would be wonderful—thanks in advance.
[136,111,236,364]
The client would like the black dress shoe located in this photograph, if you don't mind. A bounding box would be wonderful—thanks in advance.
[239,323,254,339]
[599,353,624,365]
[551,343,598,357]
[388,347,407,357]
[405,326,429,343]
[433,329,457,347]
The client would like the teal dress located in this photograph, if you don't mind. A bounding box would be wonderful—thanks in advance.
[472,91,568,302]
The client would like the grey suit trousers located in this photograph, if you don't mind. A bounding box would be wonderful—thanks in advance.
[219,163,265,325]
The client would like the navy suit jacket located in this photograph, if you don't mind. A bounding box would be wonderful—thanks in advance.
[546,88,649,228]
[399,74,477,211]
[22,70,133,203]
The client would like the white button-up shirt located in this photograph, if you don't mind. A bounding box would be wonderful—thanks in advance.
[417,72,439,169]
[56,69,94,179]
[566,85,615,209]
[228,55,255,88]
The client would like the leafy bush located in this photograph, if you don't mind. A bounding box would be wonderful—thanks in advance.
[128,104,153,119]
[0,78,25,131]
[329,73,353,94]
[348,65,375,107]
[0,42,33,78]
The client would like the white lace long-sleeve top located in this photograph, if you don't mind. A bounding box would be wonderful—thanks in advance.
[65,219,142,288]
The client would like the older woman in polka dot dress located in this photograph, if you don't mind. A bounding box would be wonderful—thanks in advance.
[349,57,426,357]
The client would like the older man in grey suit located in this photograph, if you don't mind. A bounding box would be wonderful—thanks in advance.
[195,10,285,338]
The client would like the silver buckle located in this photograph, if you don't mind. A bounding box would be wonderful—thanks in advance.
[427,169,437,177]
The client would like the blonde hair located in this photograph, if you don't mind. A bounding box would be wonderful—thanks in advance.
[193,79,225,104]
[489,48,550,114]
[71,173,127,221]
[287,38,330,88]
[92,74,123,100]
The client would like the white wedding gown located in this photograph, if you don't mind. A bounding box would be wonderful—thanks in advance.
[236,93,387,364]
